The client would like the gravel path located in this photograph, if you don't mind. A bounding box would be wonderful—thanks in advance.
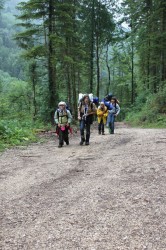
[0,123,166,250]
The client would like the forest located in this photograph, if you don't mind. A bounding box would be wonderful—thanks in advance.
[0,0,166,150]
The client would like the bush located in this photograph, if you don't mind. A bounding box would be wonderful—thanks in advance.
[0,118,47,151]
[125,87,166,128]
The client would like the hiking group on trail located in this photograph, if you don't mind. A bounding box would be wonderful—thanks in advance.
[78,94,97,145]
[54,101,72,148]
[54,93,120,148]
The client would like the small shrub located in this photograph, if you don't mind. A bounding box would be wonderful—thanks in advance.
[0,118,46,151]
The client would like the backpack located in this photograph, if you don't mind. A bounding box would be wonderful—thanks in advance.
[78,93,99,105]
[104,93,113,101]
[66,104,72,115]
[78,93,93,103]
[55,109,72,135]
[93,97,99,106]
[78,100,95,125]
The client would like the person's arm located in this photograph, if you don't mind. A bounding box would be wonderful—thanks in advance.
[78,104,81,120]
[115,104,120,116]
[67,110,72,124]
[90,103,97,115]
[54,110,59,124]
[97,108,103,116]
[103,107,108,117]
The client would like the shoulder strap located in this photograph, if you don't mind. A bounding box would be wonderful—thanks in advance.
[57,109,68,118]
[57,109,59,119]
[78,102,82,111]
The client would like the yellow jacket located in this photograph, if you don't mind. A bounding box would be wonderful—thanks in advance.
[97,105,108,124]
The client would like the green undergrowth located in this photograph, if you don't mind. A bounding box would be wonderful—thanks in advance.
[0,118,51,152]
[125,88,166,128]
[126,113,166,128]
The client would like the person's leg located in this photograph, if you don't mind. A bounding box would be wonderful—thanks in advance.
[109,114,115,134]
[101,122,105,135]
[112,117,115,133]
[85,123,90,145]
[98,121,101,134]
[64,127,69,145]
[80,120,85,145]
[107,114,112,134]
[58,129,64,147]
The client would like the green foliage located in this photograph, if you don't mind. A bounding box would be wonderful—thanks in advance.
[0,0,5,10]
[0,117,51,151]
[0,119,36,151]
[125,86,166,127]
[1,0,165,130]
[0,7,27,79]
[0,71,32,119]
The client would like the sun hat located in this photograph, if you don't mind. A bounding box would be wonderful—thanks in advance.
[58,101,66,106]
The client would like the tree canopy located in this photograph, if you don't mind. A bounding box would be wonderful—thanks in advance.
[0,0,165,131]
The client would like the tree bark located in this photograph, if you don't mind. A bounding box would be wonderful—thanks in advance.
[48,0,57,123]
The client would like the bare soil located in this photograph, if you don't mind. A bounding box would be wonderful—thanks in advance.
[0,122,166,250]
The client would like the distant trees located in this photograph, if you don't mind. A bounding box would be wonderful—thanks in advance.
[15,0,116,121]
[121,0,166,96]
[1,0,165,125]
[0,0,5,10]
[0,1,26,79]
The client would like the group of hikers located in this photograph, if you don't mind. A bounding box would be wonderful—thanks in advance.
[54,93,120,148]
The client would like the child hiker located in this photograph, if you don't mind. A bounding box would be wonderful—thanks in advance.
[107,97,120,134]
[97,102,108,135]
[78,94,97,145]
[54,101,72,147]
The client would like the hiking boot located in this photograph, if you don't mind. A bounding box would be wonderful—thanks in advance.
[80,137,85,145]
[102,132,105,135]
[85,142,89,145]
[58,144,63,148]
[98,131,101,135]
[66,141,69,145]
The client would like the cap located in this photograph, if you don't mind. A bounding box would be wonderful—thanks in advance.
[58,101,66,106]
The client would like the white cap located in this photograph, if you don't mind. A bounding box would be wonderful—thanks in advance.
[58,101,66,106]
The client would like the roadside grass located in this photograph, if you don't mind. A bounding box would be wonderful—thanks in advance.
[125,87,166,128]
[125,110,166,128]
[0,119,51,152]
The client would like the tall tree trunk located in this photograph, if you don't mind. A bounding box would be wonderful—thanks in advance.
[106,43,111,93]
[131,35,134,104]
[96,1,101,99]
[48,0,57,123]
[72,64,77,119]
[30,61,37,120]
[90,0,95,93]
[96,34,100,99]
[160,0,166,85]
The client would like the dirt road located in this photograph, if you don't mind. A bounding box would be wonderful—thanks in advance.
[0,123,166,250]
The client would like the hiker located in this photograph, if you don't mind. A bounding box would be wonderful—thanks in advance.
[107,97,120,134]
[78,94,97,145]
[104,93,113,102]
[103,93,120,109]
[97,102,108,135]
[54,101,72,148]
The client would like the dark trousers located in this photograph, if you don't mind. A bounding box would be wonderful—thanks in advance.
[108,114,115,133]
[58,127,69,145]
[98,119,104,133]
[79,120,91,143]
